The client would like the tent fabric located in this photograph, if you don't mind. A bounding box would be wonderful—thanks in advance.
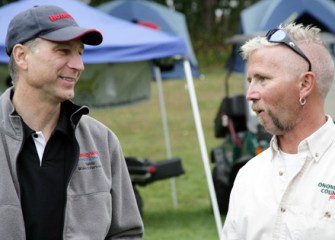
[0,61,153,108]
[75,62,152,107]
[0,0,187,63]
[97,0,200,79]
[242,0,335,33]
[227,0,335,73]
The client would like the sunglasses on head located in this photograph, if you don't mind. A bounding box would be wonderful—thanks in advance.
[266,28,312,71]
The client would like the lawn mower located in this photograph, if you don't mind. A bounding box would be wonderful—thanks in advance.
[125,156,185,216]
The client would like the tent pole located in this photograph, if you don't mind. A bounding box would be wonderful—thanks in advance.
[183,59,223,239]
[154,65,178,208]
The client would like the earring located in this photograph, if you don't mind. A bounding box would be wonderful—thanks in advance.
[299,97,306,106]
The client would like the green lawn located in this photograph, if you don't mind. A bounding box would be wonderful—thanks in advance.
[90,66,245,239]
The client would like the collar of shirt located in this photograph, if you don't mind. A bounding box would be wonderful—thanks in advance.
[19,103,71,140]
[270,115,335,163]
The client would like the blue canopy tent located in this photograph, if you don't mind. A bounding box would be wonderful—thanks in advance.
[0,1,186,63]
[0,0,223,237]
[97,0,200,79]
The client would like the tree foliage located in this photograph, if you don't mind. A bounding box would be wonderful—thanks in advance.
[148,0,259,66]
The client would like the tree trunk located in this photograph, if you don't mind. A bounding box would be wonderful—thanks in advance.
[203,0,217,33]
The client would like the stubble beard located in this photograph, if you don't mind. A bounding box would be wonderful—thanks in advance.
[260,109,294,135]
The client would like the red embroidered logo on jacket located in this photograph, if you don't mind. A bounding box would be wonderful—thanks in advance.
[49,13,74,22]
[78,151,102,171]
[80,151,99,159]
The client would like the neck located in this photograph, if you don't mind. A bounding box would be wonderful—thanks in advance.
[278,107,326,153]
[12,85,61,142]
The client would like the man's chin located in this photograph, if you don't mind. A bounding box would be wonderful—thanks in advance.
[60,93,75,102]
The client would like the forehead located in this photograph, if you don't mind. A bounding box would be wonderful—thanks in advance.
[246,46,295,77]
[248,46,286,67]
[252,44,304,64]
[38,38,84,50]
[247,46,306,83]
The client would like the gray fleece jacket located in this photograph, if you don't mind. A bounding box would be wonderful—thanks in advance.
[0,88,143,239]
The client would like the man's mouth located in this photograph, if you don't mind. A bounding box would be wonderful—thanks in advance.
[252,107,264,115]
[60,76,76,83]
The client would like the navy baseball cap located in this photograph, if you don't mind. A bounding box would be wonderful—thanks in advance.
[5,5,103,55]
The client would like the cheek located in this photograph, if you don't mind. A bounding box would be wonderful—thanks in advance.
[268,83,298,104]
[263,87,285,105]
[270,92,300,120]
[264,87,300,117]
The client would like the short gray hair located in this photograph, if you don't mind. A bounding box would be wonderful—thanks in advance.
[8,38,40,85]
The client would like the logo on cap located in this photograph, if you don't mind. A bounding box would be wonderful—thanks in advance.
[49,13,74,22]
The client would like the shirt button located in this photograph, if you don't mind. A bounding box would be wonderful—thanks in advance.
[325,212,331,218]
[279,171,284,176]
[33,133,38,138]
[280,207,286,212]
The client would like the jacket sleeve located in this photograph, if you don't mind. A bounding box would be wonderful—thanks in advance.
[105,131,144,239]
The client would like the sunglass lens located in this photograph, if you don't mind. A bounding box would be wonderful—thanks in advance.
[267,29,286,42]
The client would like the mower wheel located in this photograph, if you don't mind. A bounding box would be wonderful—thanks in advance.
[212,166,232,215]
[133,187,144,216]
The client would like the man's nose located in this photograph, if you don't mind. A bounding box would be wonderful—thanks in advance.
[246,82,260,101]
[68,54,85,72]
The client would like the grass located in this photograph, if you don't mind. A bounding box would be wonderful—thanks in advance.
[90,66,245,239]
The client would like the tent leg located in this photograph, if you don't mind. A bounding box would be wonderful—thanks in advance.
[183,59,223,239]
[154,65,178,208]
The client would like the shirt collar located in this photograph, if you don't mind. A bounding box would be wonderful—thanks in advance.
[300,115,335,162]
[270,136,279,158]
[17,100,88,139]
[53,101,89,137]
[54,104,71,137]
[270,115,335,162]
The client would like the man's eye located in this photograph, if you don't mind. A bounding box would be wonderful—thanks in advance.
[259,76,268,82]
[58,48,70,54]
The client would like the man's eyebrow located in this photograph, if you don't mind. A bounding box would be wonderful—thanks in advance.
[55,41,85,51]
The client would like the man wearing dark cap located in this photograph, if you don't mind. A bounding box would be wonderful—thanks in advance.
[0,5,143,240]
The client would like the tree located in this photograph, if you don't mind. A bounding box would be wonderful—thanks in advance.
[150,0,258,66]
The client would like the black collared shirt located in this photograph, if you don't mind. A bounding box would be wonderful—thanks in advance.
[17,104,76,240]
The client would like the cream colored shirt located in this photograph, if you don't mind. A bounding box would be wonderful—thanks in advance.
[222,116,335,240]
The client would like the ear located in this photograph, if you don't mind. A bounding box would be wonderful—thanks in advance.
[12,44,29,70]
[299,71,316,98]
